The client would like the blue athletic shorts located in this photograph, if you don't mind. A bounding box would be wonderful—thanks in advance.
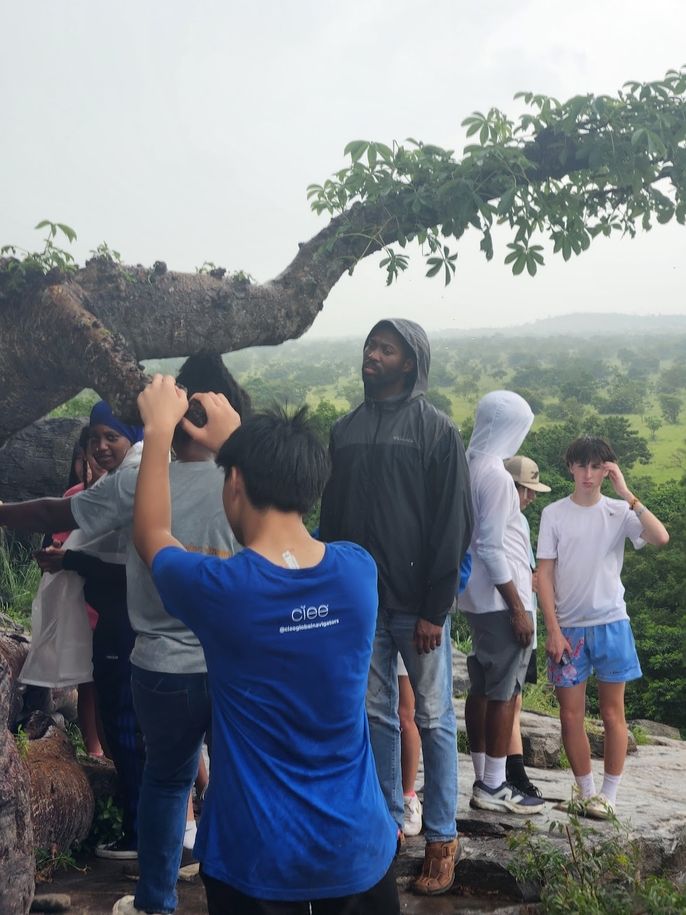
[547,619,642,688]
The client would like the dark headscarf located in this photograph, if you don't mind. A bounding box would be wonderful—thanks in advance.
[89,401,143,444]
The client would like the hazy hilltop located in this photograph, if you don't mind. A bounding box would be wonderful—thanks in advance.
[439,313,686,338]
[145,312,686,376]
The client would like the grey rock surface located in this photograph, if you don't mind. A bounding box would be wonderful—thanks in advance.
[629,718,683,741]
[401,738,686,900]
[399,664,686,904]
[453,648,471,696]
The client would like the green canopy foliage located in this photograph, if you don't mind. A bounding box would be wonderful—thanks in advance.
[309,69,686,285]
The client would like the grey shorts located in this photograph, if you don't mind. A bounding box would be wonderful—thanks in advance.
[463,610,532,701]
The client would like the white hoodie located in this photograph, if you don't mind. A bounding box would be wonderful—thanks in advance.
[460,391,534,615]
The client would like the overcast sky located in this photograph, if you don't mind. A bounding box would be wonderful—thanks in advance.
[3,0,685,340]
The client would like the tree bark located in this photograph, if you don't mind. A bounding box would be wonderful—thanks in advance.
[0,417,84,503]
[0,658,35,915]
[0,121,663,445]
[0,631,31,730]
[25,714,94,853]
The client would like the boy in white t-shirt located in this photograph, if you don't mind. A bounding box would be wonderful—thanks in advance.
[537,436,669,819]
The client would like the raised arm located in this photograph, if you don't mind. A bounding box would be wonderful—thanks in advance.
[133,376,188,568]
[604,462,670,548]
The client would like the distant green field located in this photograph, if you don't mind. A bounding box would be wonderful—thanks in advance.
[51,332,686,485]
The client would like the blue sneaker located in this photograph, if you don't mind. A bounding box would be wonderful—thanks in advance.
[470,780,545,815]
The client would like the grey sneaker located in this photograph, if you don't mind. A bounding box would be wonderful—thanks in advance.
[471,780,545,815]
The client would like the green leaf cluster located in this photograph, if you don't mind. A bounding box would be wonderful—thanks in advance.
[14,724,29,759]
[508,816,686,914]
[77,795,124,854]
[309,68,686,285]
[1,220,78,298]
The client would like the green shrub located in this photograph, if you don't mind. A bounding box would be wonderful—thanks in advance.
[66,722,88,759]
[0,539,40,630]
[629,724,650,746]
[14,725,29,759]
[77,796,124,853]
[522,680,560,718]
[35,847,83,883]
[451,613,472,654]
[457,730,470,755]
[508,814,686,914]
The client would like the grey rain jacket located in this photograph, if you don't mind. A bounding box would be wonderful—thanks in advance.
[319,319,473,627]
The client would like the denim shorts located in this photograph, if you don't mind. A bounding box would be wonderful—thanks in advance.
[548,619,642,688]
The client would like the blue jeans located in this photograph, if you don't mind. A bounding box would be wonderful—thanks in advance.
[366,610,457,843]
[131,665,211,914]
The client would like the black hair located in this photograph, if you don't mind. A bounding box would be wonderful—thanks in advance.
[67,426,91,489]
[176,352,252,418]
[215,406,330,514]
[174,352,252,448]
[565,435,617,467]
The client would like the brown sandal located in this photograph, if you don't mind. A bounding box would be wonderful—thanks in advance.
[413,837,461,895]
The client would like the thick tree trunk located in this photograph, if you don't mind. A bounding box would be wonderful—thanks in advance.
[0,638,92,914]
[25,715,95,853]
[0,631,31,729]
[0,658,35,915]
[0,417,84,503]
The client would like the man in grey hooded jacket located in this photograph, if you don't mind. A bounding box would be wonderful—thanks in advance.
[459,390,545,815]
[320,319,472,896]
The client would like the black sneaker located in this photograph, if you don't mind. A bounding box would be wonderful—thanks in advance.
[95,836,138,859]
[520,780,543,799]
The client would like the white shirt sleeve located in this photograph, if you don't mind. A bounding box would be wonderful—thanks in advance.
[536,505,558,560]
[70,468,137,537]
[473,471,516,585]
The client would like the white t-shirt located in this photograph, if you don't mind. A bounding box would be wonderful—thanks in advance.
[536,495,645,627]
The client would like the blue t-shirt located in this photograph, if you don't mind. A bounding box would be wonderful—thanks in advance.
[152,541,396,900]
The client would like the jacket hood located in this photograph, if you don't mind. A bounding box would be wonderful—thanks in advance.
[467,390,534,461]
[368,318,430,397]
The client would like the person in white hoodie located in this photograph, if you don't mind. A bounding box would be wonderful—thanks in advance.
[459,391,545,814]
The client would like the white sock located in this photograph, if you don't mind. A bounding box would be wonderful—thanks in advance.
[183,821,197,850]
[575,771,596,799]
[600,772,622,804]
[471,751,486,782]
[483,754,507,789]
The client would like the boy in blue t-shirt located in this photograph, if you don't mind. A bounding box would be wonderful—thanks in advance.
[131,376,399,915]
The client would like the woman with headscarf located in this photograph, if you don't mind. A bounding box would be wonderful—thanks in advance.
[33,401,145,859]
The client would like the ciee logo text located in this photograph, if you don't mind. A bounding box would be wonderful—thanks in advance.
[291,604,329,622]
